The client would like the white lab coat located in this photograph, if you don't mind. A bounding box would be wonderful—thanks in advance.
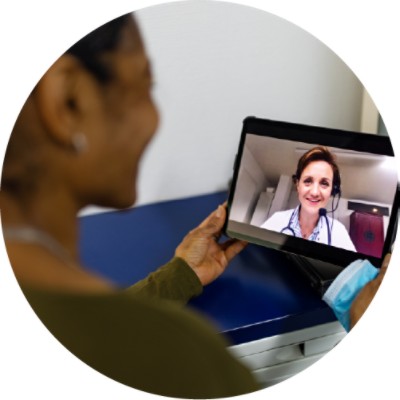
[260,208,356,252]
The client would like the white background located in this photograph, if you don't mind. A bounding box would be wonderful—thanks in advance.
[83,0,366,215]
[1,1,399,400]
[133,0,364,208]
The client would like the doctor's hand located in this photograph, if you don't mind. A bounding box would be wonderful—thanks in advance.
[350,253,390,329]
[175,204,248,286]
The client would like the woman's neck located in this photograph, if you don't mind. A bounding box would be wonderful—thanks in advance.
[1,190,113,293]
[0,189,80,261]
[298,208,319,238]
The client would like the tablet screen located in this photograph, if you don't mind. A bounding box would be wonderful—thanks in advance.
[226,117,399,267]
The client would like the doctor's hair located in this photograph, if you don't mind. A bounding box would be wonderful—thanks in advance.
[66,13,137,83]
[292,146,341,196]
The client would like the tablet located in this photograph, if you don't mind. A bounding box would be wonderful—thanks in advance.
[225,117,399,285]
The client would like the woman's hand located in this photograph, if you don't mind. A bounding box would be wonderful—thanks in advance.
[175,204,248,286]
[350,253,390,329]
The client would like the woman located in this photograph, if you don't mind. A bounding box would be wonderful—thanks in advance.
[261,146,356,251]
[0,14,258,398]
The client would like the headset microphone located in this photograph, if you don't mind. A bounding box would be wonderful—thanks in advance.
[319,208,327,216]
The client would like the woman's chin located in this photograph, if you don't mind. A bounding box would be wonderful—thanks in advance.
[98,189,137,211]
[117,192,137,210]
[302,202,323,216]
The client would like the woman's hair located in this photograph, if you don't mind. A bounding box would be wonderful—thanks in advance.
[1,13,135,195]
[66,13,133,82]
[293,146,341,196]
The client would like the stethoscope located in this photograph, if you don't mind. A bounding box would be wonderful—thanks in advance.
[280,206,332,245]
[280,207,299,237]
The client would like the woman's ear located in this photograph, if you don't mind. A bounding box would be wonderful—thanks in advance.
[33,54,87,149]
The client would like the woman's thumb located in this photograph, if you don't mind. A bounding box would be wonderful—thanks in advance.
[204,205,225,234]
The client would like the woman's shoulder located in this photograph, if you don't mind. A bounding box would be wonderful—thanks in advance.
[261,208,294,229]
[329,217,347,232]
[275,208,294,216]
[22,284,219,340]
[267,208,294,221]
[21,285,258,398]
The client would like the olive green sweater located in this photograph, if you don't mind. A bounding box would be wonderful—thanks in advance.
[22,257,259,399]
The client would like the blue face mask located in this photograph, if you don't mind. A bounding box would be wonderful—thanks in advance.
[322,259,379,332]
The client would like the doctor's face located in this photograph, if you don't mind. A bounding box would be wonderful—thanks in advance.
[296,160,333,216]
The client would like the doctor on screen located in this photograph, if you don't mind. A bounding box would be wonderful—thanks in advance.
[261,146,356,252]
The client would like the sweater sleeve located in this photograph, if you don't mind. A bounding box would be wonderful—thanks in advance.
[124,256,203,304]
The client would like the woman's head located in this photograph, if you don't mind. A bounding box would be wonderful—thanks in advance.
[293,146,340,215]
[2,13,158,210]
[66,14,136,83]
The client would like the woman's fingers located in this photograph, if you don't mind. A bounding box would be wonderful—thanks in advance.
[221,239,248,263]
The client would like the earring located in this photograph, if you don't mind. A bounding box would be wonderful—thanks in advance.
[71,132,88,154]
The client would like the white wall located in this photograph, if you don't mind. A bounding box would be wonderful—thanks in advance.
[230,145,268,223]
[82,1,364,215]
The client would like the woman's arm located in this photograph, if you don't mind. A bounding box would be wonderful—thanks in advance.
[350,253,390,329]
[126,205,247,304]
[125,257,203,304]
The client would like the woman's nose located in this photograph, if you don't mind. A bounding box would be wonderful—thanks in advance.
[310,183,319,196]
